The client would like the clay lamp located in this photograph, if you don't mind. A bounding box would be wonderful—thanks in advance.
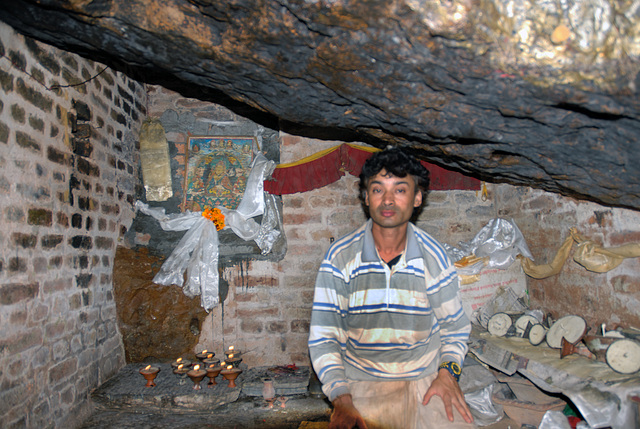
[195,349,211,364]
[220,364,242,388]
[173,363,190,380]
[202,353,219,367]
[205,363,223,387]
[171,357,191,369]
[187,364,207,390]
[225,353,242,368]
[139,365,160,387]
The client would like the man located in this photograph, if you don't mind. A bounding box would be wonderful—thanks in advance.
[309,147,475,429]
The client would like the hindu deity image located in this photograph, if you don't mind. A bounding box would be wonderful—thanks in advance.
[185,137,255,210]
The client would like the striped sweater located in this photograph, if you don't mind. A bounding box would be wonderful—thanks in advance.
[308,220,470,401]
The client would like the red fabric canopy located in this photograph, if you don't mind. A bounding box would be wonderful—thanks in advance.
[264,144,480,195]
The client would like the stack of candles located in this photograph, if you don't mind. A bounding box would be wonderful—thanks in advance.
[171,357,192,369]
[224,346,242,368]
[203,353,219,367]
[195,349,211,363]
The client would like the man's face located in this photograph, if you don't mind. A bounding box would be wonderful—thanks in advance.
[364,170,422,230]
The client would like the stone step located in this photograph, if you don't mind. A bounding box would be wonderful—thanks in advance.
[92,363,311,411]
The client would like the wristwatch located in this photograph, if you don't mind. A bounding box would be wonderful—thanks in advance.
[439,361,462,382]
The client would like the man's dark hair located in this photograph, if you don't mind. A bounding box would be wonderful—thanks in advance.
[359,147,430,218]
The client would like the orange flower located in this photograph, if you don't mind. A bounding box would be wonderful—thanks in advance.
[202,207,225,231]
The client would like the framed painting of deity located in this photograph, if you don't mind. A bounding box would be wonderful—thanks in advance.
[184,136,257,211]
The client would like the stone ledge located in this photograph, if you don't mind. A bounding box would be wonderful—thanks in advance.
[92,363,242,411]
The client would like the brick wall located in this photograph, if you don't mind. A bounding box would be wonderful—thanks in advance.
[0,22,146,428]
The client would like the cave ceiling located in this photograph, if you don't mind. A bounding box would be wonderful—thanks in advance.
[1,0,639,209]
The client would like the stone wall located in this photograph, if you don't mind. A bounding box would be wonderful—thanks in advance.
[0,22,145,428]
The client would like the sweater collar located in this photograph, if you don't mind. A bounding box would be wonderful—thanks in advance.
[362,219,421,263]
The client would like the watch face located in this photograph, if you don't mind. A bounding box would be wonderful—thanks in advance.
[606,339,640,374]
[488,312,512,337]
[546,315,587,349]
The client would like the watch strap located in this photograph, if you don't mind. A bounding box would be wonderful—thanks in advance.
[439,361,462,382]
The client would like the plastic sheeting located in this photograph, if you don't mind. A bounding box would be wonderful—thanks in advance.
[445,218,533,275]
[135,153,280,311]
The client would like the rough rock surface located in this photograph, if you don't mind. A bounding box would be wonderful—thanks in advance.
[1,0,639,209]
[113,247,208,363]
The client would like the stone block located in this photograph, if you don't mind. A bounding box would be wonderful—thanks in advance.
[16,78,53,112]
[290,319,310,333]
[77,157,99,177]
[56,212,69,227]
[48,357,78,384]
[5,206,24,221]
[8,257,28,273]
[10,104,25,123]
[24,38,60,74]
[16,131,41,152]
[0,328,43,354]
[28,208,52,226]
[0,68,14,92]
[241,319,263,334]
[69,235,92,250]
[73,99,91,121]
[47,146,74,166]
[29,115,45,132]
[267,321,288,333]
[12,232,37,248]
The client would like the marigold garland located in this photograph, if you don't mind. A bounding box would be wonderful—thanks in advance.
[202,207,225,231]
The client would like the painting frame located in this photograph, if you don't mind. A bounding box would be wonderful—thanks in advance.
[184,136,258,212]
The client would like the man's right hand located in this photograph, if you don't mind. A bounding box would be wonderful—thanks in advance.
[330,394,368,429]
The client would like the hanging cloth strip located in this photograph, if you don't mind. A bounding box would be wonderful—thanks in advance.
[263,143,480,195]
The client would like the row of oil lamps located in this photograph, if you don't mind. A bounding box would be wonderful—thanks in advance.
[139,346,243,390]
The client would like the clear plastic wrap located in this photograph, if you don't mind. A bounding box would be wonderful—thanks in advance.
[539,410,572,429]
[445,218,533,275]
[465,384,504,427]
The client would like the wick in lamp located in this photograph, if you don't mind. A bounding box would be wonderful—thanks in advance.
[139,365,160,387]
[221,364,242,388]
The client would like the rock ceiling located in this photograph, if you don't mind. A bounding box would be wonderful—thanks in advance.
[1,0,639,209]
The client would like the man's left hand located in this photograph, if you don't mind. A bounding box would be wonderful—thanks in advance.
[422,368,474,423]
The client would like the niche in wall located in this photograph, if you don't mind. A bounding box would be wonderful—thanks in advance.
[123,106,285,264]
